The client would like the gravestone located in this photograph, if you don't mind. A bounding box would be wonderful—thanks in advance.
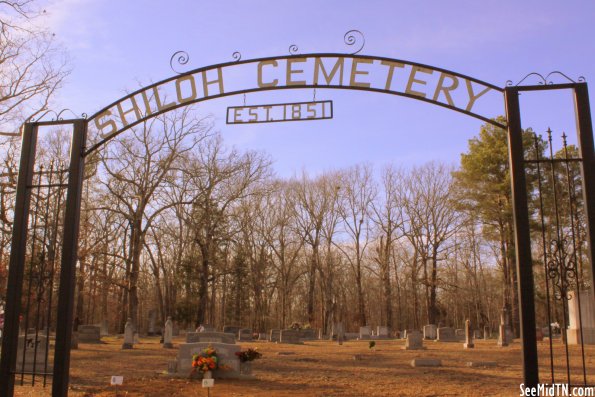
[163,316,174,348]
[269,329,281,342]
[436,327,456,342]
[122,318,134,349]
[497,308,509,347]
[17,334,52,373]
[473,329,482,339]
[148,309,157,336]
[174,342,241,379]
[410,358,441,367]
[344,332,359,340]
[77,325,101,343]
[298,329,316,340]
[186,331,236,345]
[455,329,465,341]
[377,326,390,339]
[200,324,216,332]
[567,290,595,345]
[484,326,490,340]
[99,319,109,336]
[280,329,302,344]
[404,330,424,350]
[238,328,253,341]
[359,326,371,340]
[223,325,241,337]
[334,322,345,345]
[464,319,474,349]
[535,327,544,342]
[423,324,437,340]
[258,333,267,341]
[71,331,78,349]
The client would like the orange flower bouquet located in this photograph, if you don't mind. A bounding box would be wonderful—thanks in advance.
[191,346,219,374]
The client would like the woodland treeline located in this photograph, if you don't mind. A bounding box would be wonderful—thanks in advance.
[0,108,589,338]
[0,1,589,339]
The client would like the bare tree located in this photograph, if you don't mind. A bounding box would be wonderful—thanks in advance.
[180,134,271,327]
[400,162,461,326]
[97,107,210,330]
[371,165,405,329]
[0,0,68,134]
[335,164,376,327]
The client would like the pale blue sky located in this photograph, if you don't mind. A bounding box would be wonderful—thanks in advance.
[41,0,595,177]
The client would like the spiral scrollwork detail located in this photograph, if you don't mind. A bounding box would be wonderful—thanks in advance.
[547,238,577,301]
[344,29,365,55]
[232,51,242,62]
[508,71,585,86]
[288,44,299,55]
[169,50,190,75]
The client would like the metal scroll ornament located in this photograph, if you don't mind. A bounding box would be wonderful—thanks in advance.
[232,51,242,62]
[506,71,586,86]
[288,44,299,55]
[344,30,365,55]
[547,238,577,301]
[170,50,190,75]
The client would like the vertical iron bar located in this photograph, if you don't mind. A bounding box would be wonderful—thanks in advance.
[504,87,539,387]
[546,130,571,385]
[534,133,555,383]
[573,84,595,298]
[52,120,87,397]
[31,162,55,386]
[19,167,43,385]
[43,162,65,386]
[562,135,587,385]
[0,123,38,397]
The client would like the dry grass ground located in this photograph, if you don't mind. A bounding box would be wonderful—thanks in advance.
[9,335,595,396]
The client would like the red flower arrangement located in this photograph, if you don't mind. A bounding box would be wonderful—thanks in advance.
[191,346,219,373]
[235,348,262,363]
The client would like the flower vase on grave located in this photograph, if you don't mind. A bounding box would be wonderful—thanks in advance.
[240,361,253,375]
[203,370,213,379]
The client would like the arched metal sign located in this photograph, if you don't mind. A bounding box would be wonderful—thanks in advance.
[85,54,505,154]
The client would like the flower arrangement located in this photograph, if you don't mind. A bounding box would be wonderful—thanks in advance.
[191,345,219,374]
[235,348,262,363]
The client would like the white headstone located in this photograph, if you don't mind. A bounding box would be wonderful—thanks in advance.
[163,316,173,348]
[377,326,390,338]
[423,324,437,340]
[359,326,371,340]
[567,290,595,345]
[122,318,134,349]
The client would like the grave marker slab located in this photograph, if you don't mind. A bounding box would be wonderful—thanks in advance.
[238,328,253,341]
[280,329,303,344]
[423,324,437,340]
[175,342,241,379]
[377,326,390,339]
[404,330,424,350]
[410,358,441,367]
[186,332,236,345]
[436,327,457,342]
[78,325,101,343]
[359,326,371,340]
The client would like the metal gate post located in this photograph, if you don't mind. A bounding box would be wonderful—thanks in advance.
[504,87,539,387]
[52,119,87,397]
[573,83,595,292]
[0,124,38,397]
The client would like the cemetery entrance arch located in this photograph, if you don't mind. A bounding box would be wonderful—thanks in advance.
[1,50,594,396]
